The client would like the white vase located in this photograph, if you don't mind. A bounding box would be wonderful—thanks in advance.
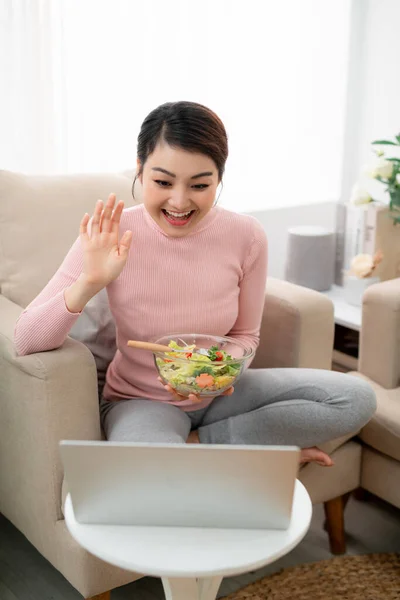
[343,275,380,306]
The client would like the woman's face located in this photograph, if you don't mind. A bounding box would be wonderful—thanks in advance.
[138,141,219,237]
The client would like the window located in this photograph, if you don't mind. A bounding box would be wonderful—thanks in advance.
[1,0,352,211]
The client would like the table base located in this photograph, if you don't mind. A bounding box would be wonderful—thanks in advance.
[162,576,224,600]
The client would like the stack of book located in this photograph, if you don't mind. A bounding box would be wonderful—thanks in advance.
[335,202,400,285]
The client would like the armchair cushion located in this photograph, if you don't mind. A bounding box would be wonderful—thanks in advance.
[69,288,116,397]
[351,372,400,462]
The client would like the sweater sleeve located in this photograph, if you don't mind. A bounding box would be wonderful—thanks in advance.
[14,236,85,356]
[227,219,268,357]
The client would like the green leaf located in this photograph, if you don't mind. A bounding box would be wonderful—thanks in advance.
[192,366,214,377]
[375,176,390,184]
[207,345,220,361]
[391,214,400,225]
[372,140,399,146]
[385,157,400,162]
[396,134,400,144]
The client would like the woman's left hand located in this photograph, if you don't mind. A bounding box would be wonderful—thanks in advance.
[157,377,234,403]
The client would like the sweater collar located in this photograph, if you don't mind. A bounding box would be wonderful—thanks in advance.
[142,204,221,238]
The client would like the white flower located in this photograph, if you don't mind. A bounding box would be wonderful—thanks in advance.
[350,254,374,278]
[361,164,371,176]
[349,183,372,205]
[396,173,400,185]
[370,158,393,180]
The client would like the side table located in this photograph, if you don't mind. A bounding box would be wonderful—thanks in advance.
[322,284,362,332]
[64,479,312,600]
[322,284,362,371]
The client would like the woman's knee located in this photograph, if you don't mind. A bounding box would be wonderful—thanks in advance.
[107,427,188,443]
[103,399,191,443]
[343,374,377,426]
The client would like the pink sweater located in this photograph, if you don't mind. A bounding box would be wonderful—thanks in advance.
[14,204,268,411]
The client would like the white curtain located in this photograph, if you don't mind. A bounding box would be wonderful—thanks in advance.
[0,0,66,173]
[0,0,352,211]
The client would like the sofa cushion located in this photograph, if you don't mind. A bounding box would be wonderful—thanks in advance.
[69,288,116,397]
[350,372,400,462]
[0,169,140,308]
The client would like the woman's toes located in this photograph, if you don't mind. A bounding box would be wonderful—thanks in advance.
[300,446,334,467]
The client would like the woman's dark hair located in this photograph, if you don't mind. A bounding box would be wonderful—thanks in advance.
[133,101,228,198]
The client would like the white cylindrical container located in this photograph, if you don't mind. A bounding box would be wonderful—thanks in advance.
[284,226,335,291]
[343,274,380,306]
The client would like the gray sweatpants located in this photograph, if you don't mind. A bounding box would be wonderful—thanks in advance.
[99,368,377,448]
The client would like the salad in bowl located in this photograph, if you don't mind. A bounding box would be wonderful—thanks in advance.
[153,333,254,398]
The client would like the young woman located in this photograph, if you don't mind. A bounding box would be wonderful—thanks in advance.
[14,101,376,466]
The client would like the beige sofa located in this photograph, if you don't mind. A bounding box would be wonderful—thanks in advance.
[0,169,364,599]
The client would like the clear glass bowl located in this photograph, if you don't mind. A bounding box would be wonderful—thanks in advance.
[152,333,254,397]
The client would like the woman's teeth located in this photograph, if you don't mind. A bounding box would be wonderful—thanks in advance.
[164,210,193,218]
[162,209,195,226]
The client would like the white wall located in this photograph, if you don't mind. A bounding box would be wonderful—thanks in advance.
[250,0,400,281]
[247,202,337,279]
[343,0,400,203]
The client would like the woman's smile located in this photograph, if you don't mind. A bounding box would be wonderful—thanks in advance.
[161,208,198,227]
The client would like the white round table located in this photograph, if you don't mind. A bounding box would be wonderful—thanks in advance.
[64,479,312,600]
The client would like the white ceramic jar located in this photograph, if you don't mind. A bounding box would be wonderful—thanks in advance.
[343,274,380,306]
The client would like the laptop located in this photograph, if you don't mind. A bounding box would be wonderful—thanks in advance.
[60,441,300,530]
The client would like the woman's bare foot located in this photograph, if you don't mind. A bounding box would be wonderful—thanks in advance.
[186,430,200,444]
[300,446,334,467]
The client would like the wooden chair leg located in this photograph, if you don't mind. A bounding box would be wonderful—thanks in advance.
[323,493,350,555]
[85,592,111,600]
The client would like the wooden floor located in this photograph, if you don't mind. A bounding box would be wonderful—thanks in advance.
[0,494,399,600]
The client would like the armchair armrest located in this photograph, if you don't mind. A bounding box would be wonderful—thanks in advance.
[359,278,400,388]
[252,278,334,370]
[0,294,100,544]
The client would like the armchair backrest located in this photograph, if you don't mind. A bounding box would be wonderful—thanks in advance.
[0,169,140,308]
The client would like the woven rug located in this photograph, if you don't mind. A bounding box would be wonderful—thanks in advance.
[221,553,400,600]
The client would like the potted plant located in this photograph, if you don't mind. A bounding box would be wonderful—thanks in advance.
[348,132,400,222]
[368,133,400,224]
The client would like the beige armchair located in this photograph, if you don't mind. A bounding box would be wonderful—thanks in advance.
[0,169,363,599]
[349,278,400,509]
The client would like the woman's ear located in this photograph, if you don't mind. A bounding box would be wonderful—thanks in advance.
[136,158,143,183]
[214,180,223,204]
